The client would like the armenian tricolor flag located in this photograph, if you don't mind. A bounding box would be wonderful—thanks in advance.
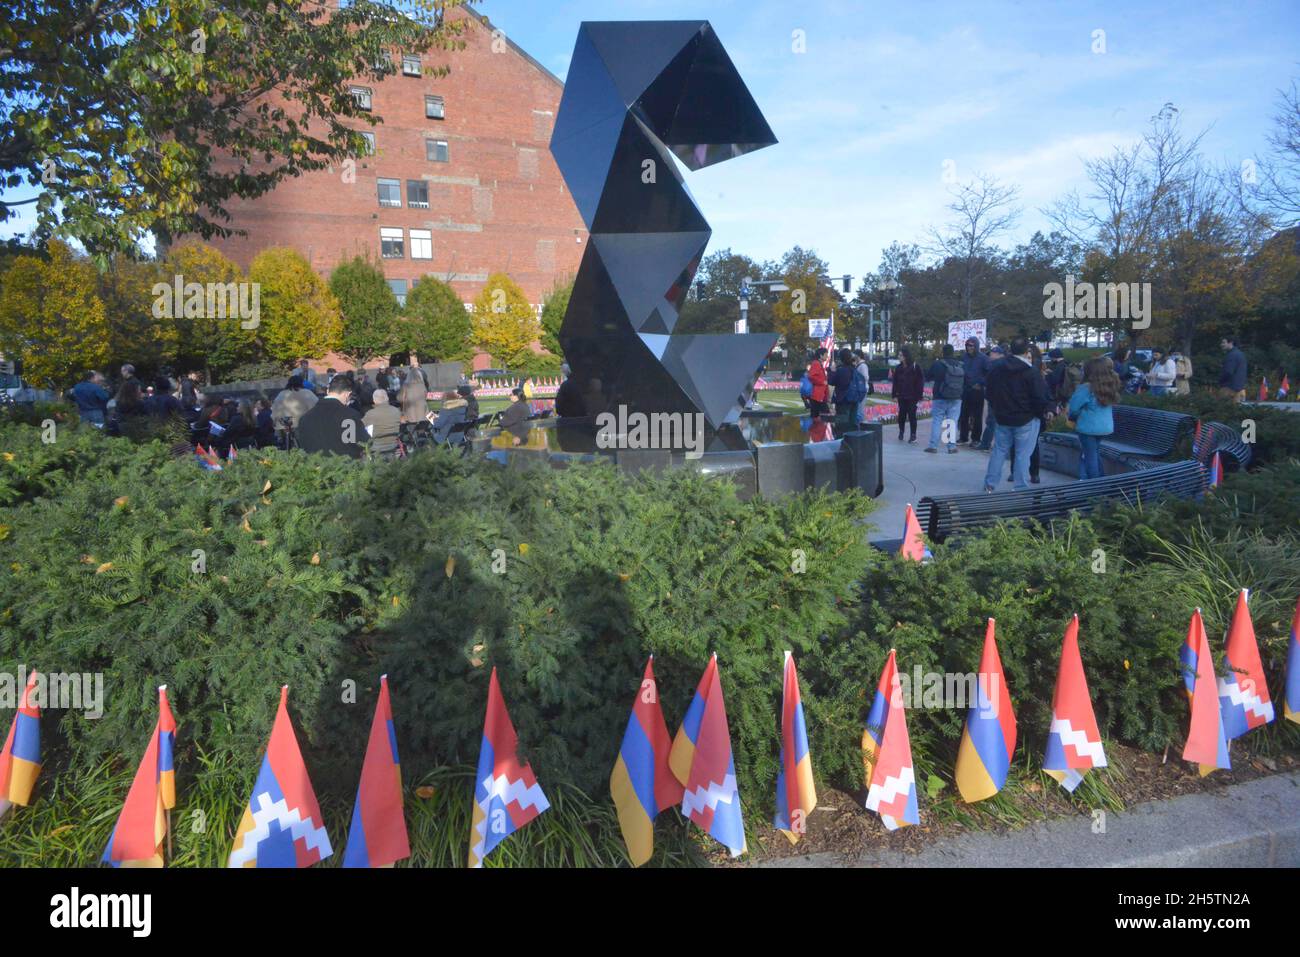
[1285,596,1299,725]
[669,654,746,857]
[228,686,332,867]
[610,656,682,867]
[955,619,1017,803]
[774,651,816,844]
[1182,609,1230,776]
[103,686,177,867]
[898,503,932,561]
[1218,589,1274,739]
[1279,374,1291,400]
[1258,378,1269,402]
[1043,615,1107,792]
[343,675,409,868]
[468,668,550,868]
[0,670,41,821]
[863,649,919,830]
[1207,451,1223,489]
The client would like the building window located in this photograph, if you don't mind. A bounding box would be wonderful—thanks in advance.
[425,95,445,120]
[380,227,404,259]
[402,54,422,76]
[426,139,449,163]
[407,179,429,209]
[387,278,408,306]
[373,53,394,75]
[350,86,372,111]
[357,131,375,156]
[377,178,402,208]
[410,229,432,260]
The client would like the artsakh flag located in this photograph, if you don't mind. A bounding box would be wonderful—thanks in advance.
[1279,374,1290,399]
[468,668,549,868]
[103,686,177,866]
[1043,615,1107,792]
[669,654,746,856]
[1193,420,1203,458]
[1182,609,1230,776]
[610,656,682,867]
[863,649,919,830]
[955,619,1017,803]
[343,675,410,868]
[228,686,332,867]
[898,503,931,561]
[1207,451,1223,489]
[1218,589,1275,739]
[227,445,238,461]
[774,652,817,844]
[0,670,41,821]
[1284,596,1299,725]
[1259,378,1269,402]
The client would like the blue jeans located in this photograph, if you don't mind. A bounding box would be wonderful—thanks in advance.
[1078,433,1103,479]
[928,398,961,450]
[1150,385,1170,396]
[984,419,1040,490]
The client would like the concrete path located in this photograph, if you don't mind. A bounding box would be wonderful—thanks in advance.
[765,771,1300,867]
[866,415,1072,542]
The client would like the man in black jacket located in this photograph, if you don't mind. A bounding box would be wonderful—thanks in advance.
[982,338,1049,491]
[1218,335,1247,402]
[296,375,368,459]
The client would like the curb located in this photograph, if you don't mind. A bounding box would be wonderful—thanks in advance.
[762,771,1300,868]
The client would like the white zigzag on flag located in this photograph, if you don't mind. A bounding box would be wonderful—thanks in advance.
[1050,716,1107,767]
[1217,677,1275,722]
[681,774,739,818]
[228,792,332,867]
[470,772,550,866]
[865,765,914,812]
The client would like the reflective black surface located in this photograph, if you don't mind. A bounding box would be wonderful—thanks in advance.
[550,21,779,429]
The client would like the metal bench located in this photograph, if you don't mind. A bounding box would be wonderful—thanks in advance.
[1192,420,1252,471]
[916,459,1205,542]
[1041,405,1195,464]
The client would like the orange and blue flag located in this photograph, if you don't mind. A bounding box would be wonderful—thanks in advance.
[670,654,746,857]
[228,686,332,867]
[1043,615,1107,792]
[899,503,931,561]
[343,675,409,868]
[468,668,549,868]
[863,649,919,830]
[1284,596,1299,725]
[774,651,816,843]
[1207,451,1224,489]
[103,685,177,866]
[1182,609,1230,776]
[1258,378,1270,401]
[610,656,682,867]
[1279,374,1290,399]
[0,670,41,820]
[955,618,1017,803]
[1218,589,1274,739]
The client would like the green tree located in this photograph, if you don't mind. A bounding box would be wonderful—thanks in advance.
[472,272,538,369]
[165,242,258,381]
[98,254,176,377]
[402,275,471,362]
[249,247,342,365]
[0,0,473,259]
[771,246,839,345]
[330,255,398,367]
[539,278,572,356]
[0,239,109,388]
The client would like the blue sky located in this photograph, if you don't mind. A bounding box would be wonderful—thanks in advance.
[5,0,1297,284]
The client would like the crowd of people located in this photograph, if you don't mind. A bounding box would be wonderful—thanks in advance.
[804,333,1250,491]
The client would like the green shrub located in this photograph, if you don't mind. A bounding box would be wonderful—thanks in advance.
[1123,392,1300,466]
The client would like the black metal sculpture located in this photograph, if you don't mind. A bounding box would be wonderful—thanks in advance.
[550,21,778,429]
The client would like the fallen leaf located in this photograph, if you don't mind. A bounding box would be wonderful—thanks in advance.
[310,553,320,565]
[1,452,13,462]
[80,554,96,564]
[113,496,129,508]
[445,555,456,577]
[415,786,436,800]
[392,595,400,607]
[241,517,252,533]
[618,572,631,582]
[518,543,530,556]
[262,480,273,494]
[48,825,74,837]
[95,562,113,574]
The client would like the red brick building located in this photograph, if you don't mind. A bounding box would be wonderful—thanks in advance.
[206,6,586,367]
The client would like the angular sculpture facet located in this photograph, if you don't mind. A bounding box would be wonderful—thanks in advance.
[550,21,779,429]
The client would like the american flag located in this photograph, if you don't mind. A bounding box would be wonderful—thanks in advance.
[819,313,835,356]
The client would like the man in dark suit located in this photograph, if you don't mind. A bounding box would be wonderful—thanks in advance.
[296,375,367,459]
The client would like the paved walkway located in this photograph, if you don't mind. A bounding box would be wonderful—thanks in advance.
[867,415,1072,542]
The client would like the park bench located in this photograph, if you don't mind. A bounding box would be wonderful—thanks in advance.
[1192,420,1252,471]
[914,459,1205,543]
[1040,405,1195,464]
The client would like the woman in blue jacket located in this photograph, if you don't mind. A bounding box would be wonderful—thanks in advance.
[1068,356,1122,479]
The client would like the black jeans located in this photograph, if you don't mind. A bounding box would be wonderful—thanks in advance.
[897,398,918,438]
[959,386,985,443]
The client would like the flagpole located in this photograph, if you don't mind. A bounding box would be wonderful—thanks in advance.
[166,809,173,863]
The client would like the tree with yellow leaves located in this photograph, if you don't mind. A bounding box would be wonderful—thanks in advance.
[0,239,109,388]
[771,246,839,345]
[472,272,539,369]
[249,247,342,364]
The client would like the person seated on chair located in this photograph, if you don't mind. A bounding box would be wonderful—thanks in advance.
[296,375,367,459]
[498,387,531,446]
[426,390,470,444]
[363,388,402,459]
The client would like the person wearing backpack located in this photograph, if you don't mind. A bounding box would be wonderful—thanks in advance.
[832,349,866,426]
[925,343,964,453]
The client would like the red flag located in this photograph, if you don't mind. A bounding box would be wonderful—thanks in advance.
[103,686,177,866]
[343,675,410,868]
[1182,610,1230,776]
